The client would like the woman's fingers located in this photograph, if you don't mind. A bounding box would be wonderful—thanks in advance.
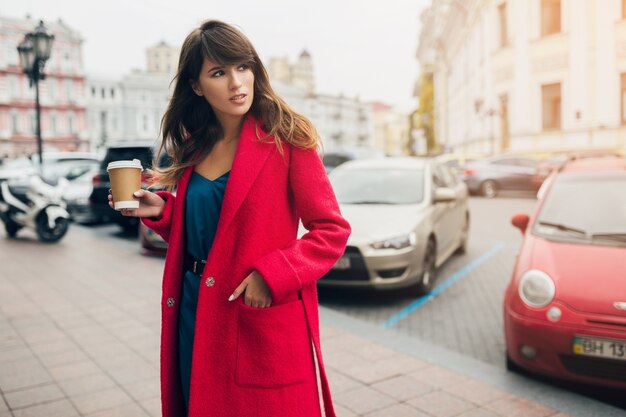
[229,278,272,308]
[229,280,247,302]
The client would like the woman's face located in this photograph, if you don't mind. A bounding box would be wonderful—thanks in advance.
[191,57,255,123]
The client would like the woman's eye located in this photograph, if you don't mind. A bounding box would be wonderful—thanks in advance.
[211,70,224,77]
[238,64,249,71]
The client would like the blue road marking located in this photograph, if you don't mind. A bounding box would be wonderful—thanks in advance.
[383,242,507,328]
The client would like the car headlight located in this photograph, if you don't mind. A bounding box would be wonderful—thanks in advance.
[371,232,416,250]
[518,269,555,308]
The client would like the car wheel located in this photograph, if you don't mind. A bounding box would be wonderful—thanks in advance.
[4,220,21,238]
[480,180,498,198]
[413,238,437,295]
[455,215,469,255]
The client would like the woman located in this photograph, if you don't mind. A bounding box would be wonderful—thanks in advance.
[109,20,350,417]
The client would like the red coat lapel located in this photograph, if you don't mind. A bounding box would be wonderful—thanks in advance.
[215,115,274,240]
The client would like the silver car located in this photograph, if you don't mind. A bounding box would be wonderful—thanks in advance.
[321,157,469,294]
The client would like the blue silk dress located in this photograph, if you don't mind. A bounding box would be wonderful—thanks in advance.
[179,170,230,412]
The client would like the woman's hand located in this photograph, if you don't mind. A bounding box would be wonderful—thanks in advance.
[108,189,165,219]
[229,271,272,308]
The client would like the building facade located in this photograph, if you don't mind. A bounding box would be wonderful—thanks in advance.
[146,40,179,75]
[0,15,88,157]
[268,51,315,96]
[268,51,375,151]
[85,76,123,149]
[86,70,172,150]
[369,101,411,156]
[272,81,375,152]
[417,0,626,156]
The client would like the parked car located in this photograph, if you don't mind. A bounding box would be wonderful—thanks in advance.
[462,155,540,198]
[322,147,385,173]
[504,157,626,390]
[531,149,623,189]
[0,152,100,197]
[0,152,100,183]
[319,157,469,295]
[436,152,484,170]
[139,218,169,256]
[63,165,104,224]
[89,143,157,233]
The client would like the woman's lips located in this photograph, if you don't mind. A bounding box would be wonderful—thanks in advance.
[230,94,247,104]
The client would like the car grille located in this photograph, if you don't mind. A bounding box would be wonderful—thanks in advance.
[560,355,626,381]
[322,246,370,281]
[586,319,626,329]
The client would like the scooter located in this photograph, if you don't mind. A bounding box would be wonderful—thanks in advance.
[0,175,70,243]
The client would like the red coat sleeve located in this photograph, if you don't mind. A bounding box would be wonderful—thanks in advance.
[141,190,176,243]
[253,146,351,302]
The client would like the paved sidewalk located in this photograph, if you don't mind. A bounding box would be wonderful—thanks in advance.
[0,227,624,417]
[319,308,624,417]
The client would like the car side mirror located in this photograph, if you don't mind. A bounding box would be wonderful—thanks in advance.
[434,187,456,203]
[511,213,530,234]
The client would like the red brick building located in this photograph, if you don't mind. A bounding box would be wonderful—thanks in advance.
[0,15,88,157]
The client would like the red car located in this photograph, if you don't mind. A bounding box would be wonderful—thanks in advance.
[504,157,626,389]
[139,221,168,257]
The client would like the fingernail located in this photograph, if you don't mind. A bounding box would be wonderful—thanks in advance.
[133,191,141,197]
[228,294,235,301]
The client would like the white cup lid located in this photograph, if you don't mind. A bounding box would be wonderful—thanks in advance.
[107,159,143,171]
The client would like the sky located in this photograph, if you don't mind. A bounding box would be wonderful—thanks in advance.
[2,0,430,112]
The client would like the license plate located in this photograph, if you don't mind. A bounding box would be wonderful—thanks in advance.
[573,335,626,361]
[332,256,351,270]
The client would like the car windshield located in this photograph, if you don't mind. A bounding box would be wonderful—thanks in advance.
[330,168,424,204]
[534,172,626,246]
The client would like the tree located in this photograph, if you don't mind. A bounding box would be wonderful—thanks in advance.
[417,72,437,154]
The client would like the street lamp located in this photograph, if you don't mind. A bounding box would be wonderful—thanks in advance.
[17,20,55,175]
[474,98,500,156]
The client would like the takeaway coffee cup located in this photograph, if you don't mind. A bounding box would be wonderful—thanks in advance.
[107,159,143,210]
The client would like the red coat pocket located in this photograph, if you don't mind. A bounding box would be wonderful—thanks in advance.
[236,300,310,388]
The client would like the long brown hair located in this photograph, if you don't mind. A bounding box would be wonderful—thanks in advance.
[152,20,320,190]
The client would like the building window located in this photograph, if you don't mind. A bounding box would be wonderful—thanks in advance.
[498,2,508,47]
[8,75,18,98]
[68,114,75,134]
[541,0,561,37]
[50,115,57,134]
[30,112,37,134]
[48,79,56,101]
[621,74,626,124]
[143,115,148,131]
[110,88,115,98]
[100,111,108,131]
[542,83,561,130]
[65,80,73,102]
[11,112,19,134]
[6,45,19,66]
[91,87,96,97]
[101,88,105,99]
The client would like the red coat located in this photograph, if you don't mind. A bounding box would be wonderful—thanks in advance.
[142,115,350,417]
